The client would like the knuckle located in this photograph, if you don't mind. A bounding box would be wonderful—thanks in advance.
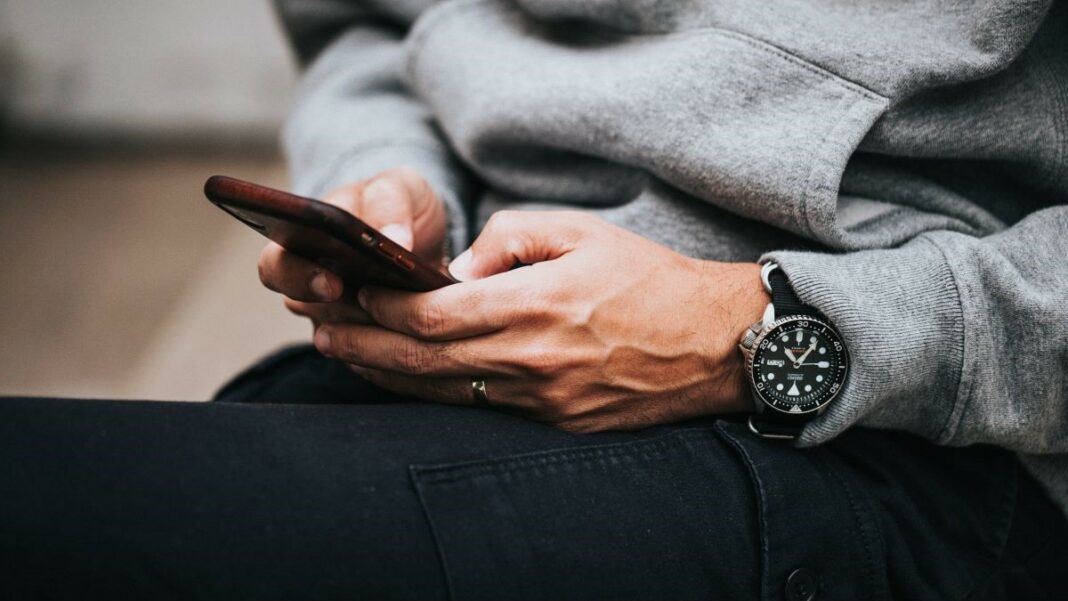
[364,176,401,201]
[486,210,517,232]
[387,166,428,195]
[523,292,562,321]
[522,345,564,377]
[409,299,448,339]
[538,386,573,414]
[335,330,363,362]
[392,340,437,375]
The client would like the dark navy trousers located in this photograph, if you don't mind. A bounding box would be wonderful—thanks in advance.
[2,345,1066,600]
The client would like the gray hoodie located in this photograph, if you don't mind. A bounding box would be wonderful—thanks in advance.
[274,0,1068,518]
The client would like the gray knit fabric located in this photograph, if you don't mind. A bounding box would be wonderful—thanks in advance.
[274,0,1068,517]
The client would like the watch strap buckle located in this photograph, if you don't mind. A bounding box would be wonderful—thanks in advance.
[747,416,801,441]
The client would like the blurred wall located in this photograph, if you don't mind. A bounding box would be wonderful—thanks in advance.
[0,0,298,143]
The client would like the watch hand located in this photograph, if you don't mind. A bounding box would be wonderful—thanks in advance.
[784,349,798,362]
[795,341,817,365]
[799,361,831,368]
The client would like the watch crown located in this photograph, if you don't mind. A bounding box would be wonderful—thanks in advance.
[740,328,757,350]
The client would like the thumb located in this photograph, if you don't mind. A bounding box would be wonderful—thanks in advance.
[448,210,588,281]
[325,176,414,250]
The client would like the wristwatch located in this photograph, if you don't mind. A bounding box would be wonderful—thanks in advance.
[738,262,849,440]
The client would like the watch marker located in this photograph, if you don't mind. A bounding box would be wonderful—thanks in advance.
[787,383,800,396]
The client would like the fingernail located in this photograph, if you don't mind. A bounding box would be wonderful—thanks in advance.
[314,328,331,354]
[380,224,413,251]
[356,287,369,310]
[448,249,473,281]
[310,271,335,301]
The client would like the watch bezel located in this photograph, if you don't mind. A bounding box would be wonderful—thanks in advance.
[746,314,849,416]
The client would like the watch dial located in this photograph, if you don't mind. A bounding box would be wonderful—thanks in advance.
[750,317,848,414]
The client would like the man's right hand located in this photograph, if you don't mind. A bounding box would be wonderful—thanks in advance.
[257,167,449,325]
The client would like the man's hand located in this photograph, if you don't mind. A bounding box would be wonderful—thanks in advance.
[257,167,448,325]
[305,210,770,433]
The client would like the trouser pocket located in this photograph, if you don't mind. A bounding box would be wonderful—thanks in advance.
[409,427,760,601]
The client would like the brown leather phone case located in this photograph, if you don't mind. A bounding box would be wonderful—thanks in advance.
[203,175,456,292]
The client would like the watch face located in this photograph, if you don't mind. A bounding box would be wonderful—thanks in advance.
[749,316,849,414]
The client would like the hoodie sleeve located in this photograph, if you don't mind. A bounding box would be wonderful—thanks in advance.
[273,0,474,254]
[763,204,1068,454]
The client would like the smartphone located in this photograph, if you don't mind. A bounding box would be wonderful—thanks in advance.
[203,175,456,292]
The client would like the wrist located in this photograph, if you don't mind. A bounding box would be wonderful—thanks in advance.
[696,261,770,414]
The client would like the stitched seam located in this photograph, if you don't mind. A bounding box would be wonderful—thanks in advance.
[816,453,887,600]
[959,458,1021,600]
[406,0,888,243]
[713,423,772,601]
[798,92,886,241]
[921,235,971,445]
[409,465,459,601]
[991,459,1021,565]
[1029,43,1067,191]
[676,29,884,101]
[405,0,884,104]
[411,428,715,484]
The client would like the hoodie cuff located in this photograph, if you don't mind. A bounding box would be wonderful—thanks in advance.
[761,235,965,446]
[292,143,471,259]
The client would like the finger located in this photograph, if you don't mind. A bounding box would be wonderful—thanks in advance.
[348,366,538,413]
[258,242,342,302]
[348,366,476,405]
[284,298,373,325]
[333,177,415,250]
[356,279,519,341]
[448,210,592,281]
[315,323,478,376]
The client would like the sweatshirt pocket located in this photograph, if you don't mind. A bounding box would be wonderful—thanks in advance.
[406,0,890,245]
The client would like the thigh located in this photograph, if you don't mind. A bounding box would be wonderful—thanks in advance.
[2,392,1063,601]
[0,396,758,600]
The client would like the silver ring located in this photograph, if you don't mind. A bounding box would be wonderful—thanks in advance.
[471,379,489,406]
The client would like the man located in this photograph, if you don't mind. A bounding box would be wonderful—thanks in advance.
[2,0,1067,598]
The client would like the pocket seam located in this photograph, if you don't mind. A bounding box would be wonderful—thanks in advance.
[410,427,716,485]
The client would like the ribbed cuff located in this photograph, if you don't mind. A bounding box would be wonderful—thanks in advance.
[292,143,471,259]
[761,235,966,446]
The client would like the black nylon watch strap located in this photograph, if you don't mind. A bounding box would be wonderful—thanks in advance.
[767,268,817,319]
[750,265,820,440]
[748,414,807,439]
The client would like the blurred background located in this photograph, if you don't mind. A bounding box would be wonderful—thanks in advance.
[0,0,310,400]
